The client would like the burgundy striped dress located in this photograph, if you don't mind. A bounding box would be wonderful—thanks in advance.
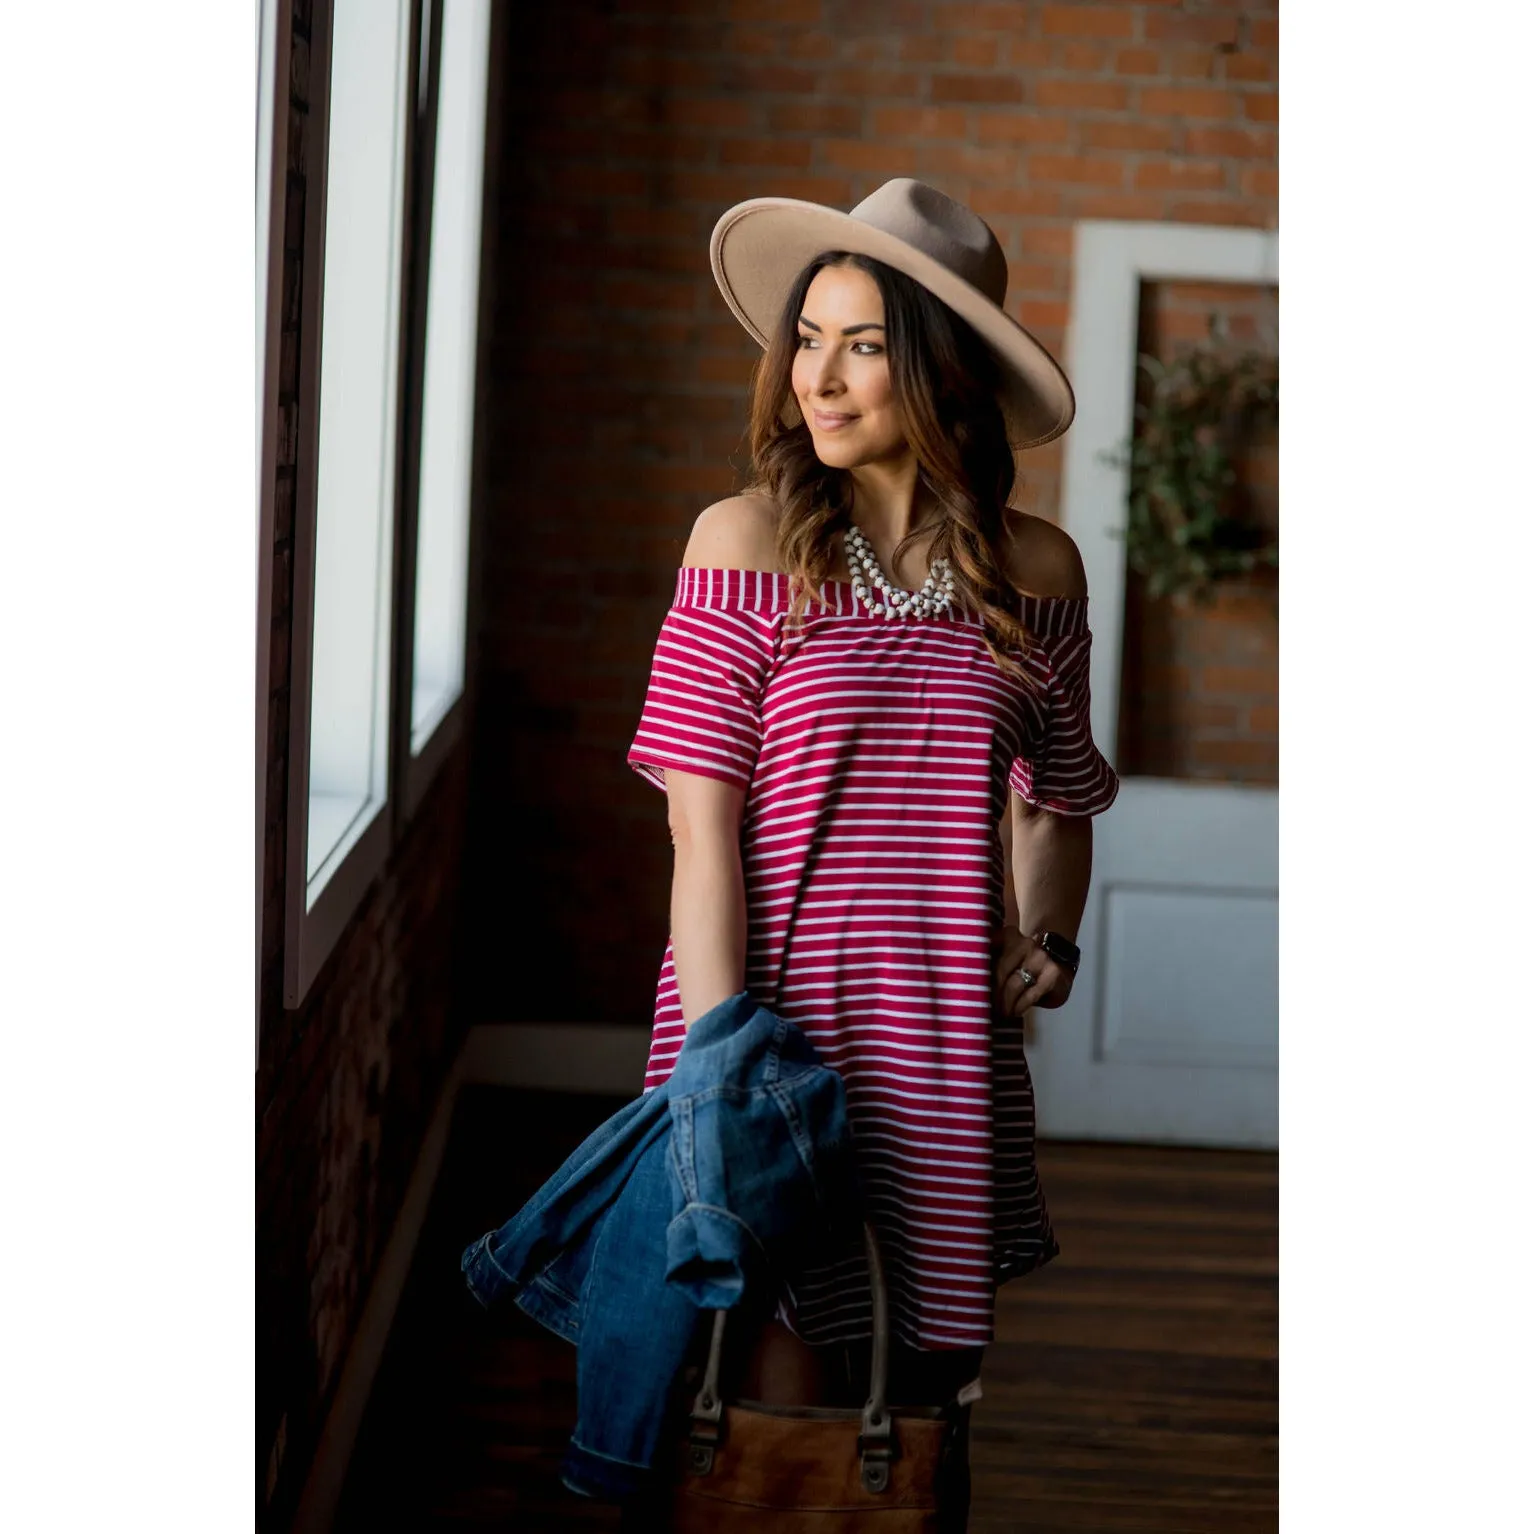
[626,566,1119,1351]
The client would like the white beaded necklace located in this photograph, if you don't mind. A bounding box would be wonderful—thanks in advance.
[843,524,956,620]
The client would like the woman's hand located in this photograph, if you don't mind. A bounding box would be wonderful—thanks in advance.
[993,922,1074,1017]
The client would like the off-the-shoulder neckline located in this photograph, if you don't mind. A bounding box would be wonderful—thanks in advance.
[678,566,1087,603]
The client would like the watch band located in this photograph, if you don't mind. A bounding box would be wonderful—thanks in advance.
[1035,930,1081,975]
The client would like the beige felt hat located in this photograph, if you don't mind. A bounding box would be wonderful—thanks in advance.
[708,176,1075,451]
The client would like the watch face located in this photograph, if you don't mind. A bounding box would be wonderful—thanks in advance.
[1041,932,1080,970]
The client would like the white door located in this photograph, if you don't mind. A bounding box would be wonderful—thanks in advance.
[1028,221,1279,1150]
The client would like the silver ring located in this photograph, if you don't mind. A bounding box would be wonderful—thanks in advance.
[1017,968,1036,989]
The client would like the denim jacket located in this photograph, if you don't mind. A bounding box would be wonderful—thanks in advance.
[459,990,864,1502]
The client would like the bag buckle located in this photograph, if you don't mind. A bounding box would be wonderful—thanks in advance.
[685,1387,723,1476]
[858,1403,897,1493]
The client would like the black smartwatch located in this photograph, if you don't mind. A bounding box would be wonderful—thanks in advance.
[1035,930,1081,975]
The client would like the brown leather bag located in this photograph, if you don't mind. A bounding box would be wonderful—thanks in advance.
[663,1220,975,1532]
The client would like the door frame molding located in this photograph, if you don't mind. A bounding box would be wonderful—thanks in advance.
[1063,219,1280,764]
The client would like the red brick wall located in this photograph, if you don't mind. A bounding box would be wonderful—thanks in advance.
[1115,277,1278,784]
[256,2,476,1526]
[463,0,1279,1027]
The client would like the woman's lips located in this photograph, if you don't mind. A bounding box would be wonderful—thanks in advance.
[812,410,859,431]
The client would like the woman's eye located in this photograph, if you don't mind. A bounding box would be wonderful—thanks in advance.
[797,336,882,355]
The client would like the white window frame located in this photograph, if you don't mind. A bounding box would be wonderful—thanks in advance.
[284,0,420,1007]
[1063,219,1281,758]
[256,0,292,1045]
[395,0,494,822]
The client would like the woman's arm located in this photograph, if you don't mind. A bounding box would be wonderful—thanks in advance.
[997,790,1094,1013]
[665,770,749,1028]
[662,494,779,1027]
[995,509,1099,1014]
[1006,792,1093,944]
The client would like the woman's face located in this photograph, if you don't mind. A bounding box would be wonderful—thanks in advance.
[791,263,909,470]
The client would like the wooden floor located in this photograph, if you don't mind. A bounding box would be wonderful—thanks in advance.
[334,1086,1276,1533]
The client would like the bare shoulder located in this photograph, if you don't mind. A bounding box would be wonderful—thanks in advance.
[999,507,1088,600]
[681,492,782,572]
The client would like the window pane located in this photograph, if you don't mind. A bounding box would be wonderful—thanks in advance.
[307,0,412,894]
[411,0,492,754]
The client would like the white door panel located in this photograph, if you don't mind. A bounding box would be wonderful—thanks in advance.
[1100,878,1278,1071]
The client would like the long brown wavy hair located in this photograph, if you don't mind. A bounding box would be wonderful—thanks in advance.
[738,250,1041,682]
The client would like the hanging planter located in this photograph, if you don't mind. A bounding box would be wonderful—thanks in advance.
[1100,346,1279,607]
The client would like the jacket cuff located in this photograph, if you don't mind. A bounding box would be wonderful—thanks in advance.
[560,1436,654,1502]
[665,1201,771,1309]
[459,1231,507,1307]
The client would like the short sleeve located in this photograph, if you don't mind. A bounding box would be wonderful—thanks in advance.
[626,571,777,794]
[1007,598,1120,817]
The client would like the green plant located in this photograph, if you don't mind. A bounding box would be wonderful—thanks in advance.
[1099,345,1279,606]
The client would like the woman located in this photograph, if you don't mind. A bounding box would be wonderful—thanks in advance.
[625,179,1119,1526]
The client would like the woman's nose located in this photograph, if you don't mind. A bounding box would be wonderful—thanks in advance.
[808,348,844,395]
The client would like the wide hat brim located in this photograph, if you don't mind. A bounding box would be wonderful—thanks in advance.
[709,195,1075,452]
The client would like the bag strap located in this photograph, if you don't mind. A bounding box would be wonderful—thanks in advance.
[683,1219,897,1494]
